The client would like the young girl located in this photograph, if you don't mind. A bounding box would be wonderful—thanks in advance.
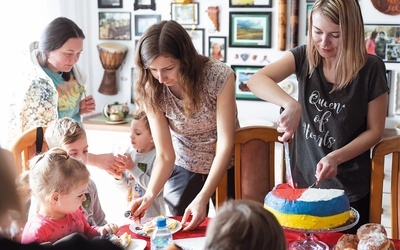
[114,110,166,218]
[21,148,118,244]
[43,117,107,226]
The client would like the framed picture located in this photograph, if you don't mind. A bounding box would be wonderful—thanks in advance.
[364,24,400,62]
[231,65,263,100]
[209,36,227,63]
[134,14,161,36]
[99,12,131,40]
[134,0,156,10]
[186,28,204,55]
[229,12,272,48]
[98,0,122,8]
[229,0,272,8]
[171,3,199,25]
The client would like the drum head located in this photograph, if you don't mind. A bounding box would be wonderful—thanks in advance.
[97,42,128,53]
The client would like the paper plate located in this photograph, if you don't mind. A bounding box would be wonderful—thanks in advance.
[129,218,182,238]
[127,238,147,250]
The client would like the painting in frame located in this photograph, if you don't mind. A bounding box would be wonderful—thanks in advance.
[229,0,272,8]
[364,24,400,62]
[231,65,263,100]
[186,28,204,55]
[134,0,156,10]
[99,12,131,40]
[98,0,122,8]
[209,36,227,63]
[134,14,161,36]
[229,12,272,48]
[171,3,199,25]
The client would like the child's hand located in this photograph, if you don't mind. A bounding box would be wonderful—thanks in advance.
[98,223,119,238]
[122,153,135,171]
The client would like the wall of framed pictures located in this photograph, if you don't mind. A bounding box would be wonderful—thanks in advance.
[88,0,399,129]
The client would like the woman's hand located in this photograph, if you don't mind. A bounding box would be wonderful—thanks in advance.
[88,153,125,177]
[79,95,96,114]
[127,195,154,222]
[315,154,339,182]
[98,223,119,238]
[181,198,207,231]
[277,103,301,142]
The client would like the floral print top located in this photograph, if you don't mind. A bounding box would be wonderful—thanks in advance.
[8,42,87,145]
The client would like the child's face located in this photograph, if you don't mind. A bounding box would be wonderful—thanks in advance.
[57,181,88,214]
[63,137,89,164]
[130,119,154,153]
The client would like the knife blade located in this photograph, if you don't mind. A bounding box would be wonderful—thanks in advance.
[280,107,294,188]
[283,140,294,188]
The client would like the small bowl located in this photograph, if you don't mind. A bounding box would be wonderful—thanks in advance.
[395,124,400,135]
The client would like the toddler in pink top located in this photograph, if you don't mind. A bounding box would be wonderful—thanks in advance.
[20,148,118,244]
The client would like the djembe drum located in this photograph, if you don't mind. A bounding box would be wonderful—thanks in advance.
[97,42,128,95]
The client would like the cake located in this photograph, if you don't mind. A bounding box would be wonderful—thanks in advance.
[264,183,351,230]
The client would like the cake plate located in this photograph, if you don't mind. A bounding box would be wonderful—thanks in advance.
[283,207,359,250]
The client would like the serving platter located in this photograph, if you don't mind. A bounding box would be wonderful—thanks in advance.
[284,207,359,250]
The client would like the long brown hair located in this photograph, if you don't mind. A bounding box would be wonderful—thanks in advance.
[307,0,367,92]
[134,20,209,117]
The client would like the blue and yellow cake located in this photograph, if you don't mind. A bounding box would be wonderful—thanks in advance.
[264,183,350,230]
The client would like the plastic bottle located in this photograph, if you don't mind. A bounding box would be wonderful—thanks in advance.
[150,217,173,250]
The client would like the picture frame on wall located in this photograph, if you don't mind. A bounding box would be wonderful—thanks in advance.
[98,0,122,8]
[134,14,161,36]
[231,65,263,100]
[171,3,199,25]
[364,24,400,62]
[209,36,227,63]
[229,0,272,8]
[99,12,131,40]
[186,28,204,55]
[133,0,156,11]
[229,12,272,48]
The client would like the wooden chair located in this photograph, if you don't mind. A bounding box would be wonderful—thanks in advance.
[8,126,48,175]
[215,125,284,210]
[370,135,400,239]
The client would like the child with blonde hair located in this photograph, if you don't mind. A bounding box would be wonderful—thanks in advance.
[21,148,118,244]
[115,110,166,218]
[34,117,107,226]
[204,199,286,250]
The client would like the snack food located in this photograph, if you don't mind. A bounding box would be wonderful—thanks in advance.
[264,183,351,230]
[108,232,131,249]
[356,223,387,239]
[334,234,358,250]
[358,233,394,250]
[142,216,178,234]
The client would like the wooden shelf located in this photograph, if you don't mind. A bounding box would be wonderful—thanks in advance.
[82,113,131,132]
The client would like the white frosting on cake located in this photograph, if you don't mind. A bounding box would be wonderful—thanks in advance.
[297,188,345,202]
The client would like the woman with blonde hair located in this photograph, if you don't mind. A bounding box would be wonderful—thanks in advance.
[247,0,388,232]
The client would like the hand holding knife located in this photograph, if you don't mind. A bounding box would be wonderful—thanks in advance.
[280,107,295,188]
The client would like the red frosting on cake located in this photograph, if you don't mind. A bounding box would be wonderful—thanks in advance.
[272,183,307,201]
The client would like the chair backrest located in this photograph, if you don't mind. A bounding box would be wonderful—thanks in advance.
[215,126,284,210]
[370,135,400,239]
[8,126,48,175]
